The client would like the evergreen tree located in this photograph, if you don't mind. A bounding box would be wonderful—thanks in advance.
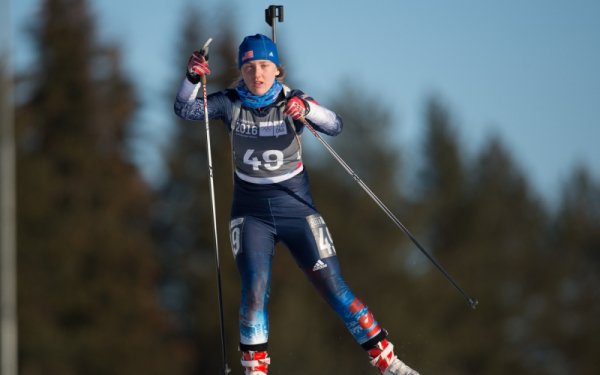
[417,96,467,253]
[413,98,550,374]
[15,0,184,373]
[459,135,549,375]
[544,166,600,374]
[411,97,478,374]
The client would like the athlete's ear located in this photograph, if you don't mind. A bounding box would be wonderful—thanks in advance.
[275,65,285,78]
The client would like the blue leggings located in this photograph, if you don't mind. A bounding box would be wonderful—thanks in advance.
[229,212,384,349]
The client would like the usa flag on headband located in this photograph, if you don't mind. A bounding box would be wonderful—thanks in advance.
[242,50,254,61]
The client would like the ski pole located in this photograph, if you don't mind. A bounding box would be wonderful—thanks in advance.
[299,117,478,309]
[263,4,477,310]
[199,38,231,374]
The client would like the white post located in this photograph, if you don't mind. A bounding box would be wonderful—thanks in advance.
[1,0,18,373]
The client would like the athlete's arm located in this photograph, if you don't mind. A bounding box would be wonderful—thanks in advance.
[303,100,343,136]
[174,78,232,121]
[286,90,343,136]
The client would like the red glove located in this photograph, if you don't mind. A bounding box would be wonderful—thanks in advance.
[285,97,310,120]
[186,51,211,83]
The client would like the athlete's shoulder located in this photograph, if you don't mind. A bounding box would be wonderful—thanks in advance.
[207,89,238,112]
[287,87,306,97]
[222,88,239,101]
[286,88,317,104]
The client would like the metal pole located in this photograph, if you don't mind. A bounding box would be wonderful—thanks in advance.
[198,39,230,375]
[265,5,284,42]
[300,118,478,309]
[1,0,19,372]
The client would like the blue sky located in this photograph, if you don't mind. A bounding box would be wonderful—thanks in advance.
[11,0,600,203]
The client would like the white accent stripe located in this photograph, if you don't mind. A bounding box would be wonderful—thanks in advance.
[235,164,304,184]
[176,78,201,102]
[304,102,338,132]
[370,342,396,367]
[241,360,261,366]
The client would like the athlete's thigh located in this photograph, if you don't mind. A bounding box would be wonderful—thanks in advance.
[279,214,358,314]
[278,213,337,270]
[230,216,276,283]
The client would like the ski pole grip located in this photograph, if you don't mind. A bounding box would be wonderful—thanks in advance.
[200,38,213,60]
[199,38,212,86]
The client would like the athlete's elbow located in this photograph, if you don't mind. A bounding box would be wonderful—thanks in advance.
[173,100,191,120]
[329,115,343,136]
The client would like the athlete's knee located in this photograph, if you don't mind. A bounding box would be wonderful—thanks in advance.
[308,261,353,306]
[240,275,270,312]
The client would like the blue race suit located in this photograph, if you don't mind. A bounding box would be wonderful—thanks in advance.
[174,79,386,351]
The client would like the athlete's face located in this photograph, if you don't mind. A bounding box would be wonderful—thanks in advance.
[241,60,280,96]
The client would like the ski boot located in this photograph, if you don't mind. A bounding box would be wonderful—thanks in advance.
[241,350,270,375]
[368,339,419,375]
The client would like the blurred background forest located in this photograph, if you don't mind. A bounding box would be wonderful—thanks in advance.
[1,0,599,374]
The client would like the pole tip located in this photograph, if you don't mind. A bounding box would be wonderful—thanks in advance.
[469,298,479,310]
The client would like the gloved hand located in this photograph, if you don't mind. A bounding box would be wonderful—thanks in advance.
[186,51,211,83]
[285,96,310,120]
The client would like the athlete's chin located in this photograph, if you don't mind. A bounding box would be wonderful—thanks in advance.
[250,87,268,96]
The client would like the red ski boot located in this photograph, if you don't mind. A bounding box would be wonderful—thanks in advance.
[368,339,419,375]
[241,350,270,375]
